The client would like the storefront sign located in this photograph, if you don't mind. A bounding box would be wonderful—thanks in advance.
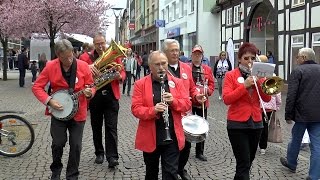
[129,23,135,30]
[167,28,180,38]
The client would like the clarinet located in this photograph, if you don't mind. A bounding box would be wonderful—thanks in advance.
[159,72,173,142]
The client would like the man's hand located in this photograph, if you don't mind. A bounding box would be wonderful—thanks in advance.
[163,92,174,105]
[89,64,101,77]
[154,102,168,113]
[114,71,122,81]
[83,85,92,98]
[196,93,207,103]
[48,99,63,111]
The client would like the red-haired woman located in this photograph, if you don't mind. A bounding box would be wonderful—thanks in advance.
[223,42,271,180]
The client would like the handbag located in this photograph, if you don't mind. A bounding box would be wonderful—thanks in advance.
[268,111,283,143]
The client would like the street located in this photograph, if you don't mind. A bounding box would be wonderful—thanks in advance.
[0,70,310,180]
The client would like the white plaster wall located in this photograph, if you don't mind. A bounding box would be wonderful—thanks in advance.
[222,26,225,42]
[285,0,289,6]
[285,34,289,80]
[233,26,240,40]
[286,9,289,30]
[306,3,309,28]
[278,35,284,62]
[290,10,305,30]
[240,22,244,39]
[278,0,284,10]
[278,65,284,79]
[278,13,284,32]
[222,10,225,25]
[225,28,232,41]
[311,6,320,28]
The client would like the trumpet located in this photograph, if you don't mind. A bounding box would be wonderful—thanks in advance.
[159,71,172,142]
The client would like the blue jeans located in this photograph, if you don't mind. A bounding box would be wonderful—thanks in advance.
[287,122,320,179]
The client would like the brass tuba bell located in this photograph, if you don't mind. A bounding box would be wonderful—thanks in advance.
[261,76,284,95]
[93,39,127,90]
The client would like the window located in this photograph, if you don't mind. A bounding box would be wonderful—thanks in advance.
[166,6,169,24]
[226,8,232,25]
[234,5,241,24]
[313,0,320,2]
[173,2,177,21]
[162,9,165,21]
[190,0,195,13]
[312,33,320,63]
[291,35,304,71]
[292,0,305,7]
[151,5,155,23]
[146,9,149,26]
[180,0,184,17]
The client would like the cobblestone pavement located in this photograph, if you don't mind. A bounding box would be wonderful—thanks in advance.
[0,70,311,180]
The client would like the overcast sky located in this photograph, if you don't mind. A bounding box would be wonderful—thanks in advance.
[104,0,127,42]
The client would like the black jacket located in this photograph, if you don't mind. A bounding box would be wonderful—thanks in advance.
[285,60,320,122]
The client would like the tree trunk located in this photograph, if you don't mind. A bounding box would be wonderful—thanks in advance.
[1,38,8,81]
[50,37,55,59]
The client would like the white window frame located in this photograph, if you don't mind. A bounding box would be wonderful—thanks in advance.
[180,0,184,18]
[166,6,169,24]
[190,0,195,13]
[172,2,177,21]
[234,5,241,24]
[292,0,305,7]
[312,33,320,62]
[291,35,304,72]
[226,8,232,26]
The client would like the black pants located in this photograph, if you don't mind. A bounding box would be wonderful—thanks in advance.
[19,68,26,87]
[32,72,37,82]
[259,111,273,149]
[136,65,141,80]
[192,107,207,155]
[143,142,180,180]
[227,128,262,180]
[50,118,85,180]
[123,71,132,94]
[89,90,119,162]
[143,65,149,76]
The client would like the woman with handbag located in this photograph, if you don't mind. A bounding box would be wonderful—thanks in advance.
[223,42,271,180]
[258,55,282,154]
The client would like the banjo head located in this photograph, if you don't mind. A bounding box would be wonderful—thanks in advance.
[50,90,77,121]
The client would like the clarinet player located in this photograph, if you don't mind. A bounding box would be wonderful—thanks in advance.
[131,51,191,180]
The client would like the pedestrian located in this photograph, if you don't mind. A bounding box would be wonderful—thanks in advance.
[257,55,282,155]
[280,47,320,180]
[162,39,203,180]
[79,43,94,65]
[134,51,142,80]
[32,39,95,180]
[267,51,275,64]
[30,60,37,84]
[80,32,125,168]
[179,51,188,63]
[142,51,149,76]
[38,53,47,73]
[17,48,29,87]
[131,50,191,180]
[223,42,271,180]
[190,45,215,161]
[213,51,232,100]
[122,48,136,96]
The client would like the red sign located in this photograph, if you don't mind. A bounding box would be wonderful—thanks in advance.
[129,23,135,30]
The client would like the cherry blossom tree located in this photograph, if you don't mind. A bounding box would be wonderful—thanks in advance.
[0,0,33,80]
[28,0,111,59]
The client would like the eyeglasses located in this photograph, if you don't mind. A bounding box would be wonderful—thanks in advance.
[243,56,256,61]
[168,49,180,54]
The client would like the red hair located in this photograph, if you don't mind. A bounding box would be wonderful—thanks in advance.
[237,42,258,59]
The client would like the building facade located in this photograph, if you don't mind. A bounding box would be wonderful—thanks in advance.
[158,0,220,62]
[130,0,159,54]
[213,0,320,80]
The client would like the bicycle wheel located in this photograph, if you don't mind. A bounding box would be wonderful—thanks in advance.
[0,115,35,157]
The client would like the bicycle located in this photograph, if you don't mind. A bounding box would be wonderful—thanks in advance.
[0,111,35,157]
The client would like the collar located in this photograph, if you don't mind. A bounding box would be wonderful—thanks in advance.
[169,63,179,71]
[303,60,317,64]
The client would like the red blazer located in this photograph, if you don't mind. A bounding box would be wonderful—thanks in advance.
[79,50,126,100]
[131,75,191,152]
[32,59,96,121]
[79,52,92,65]
[223,68,271,122]
[191,64,215,108]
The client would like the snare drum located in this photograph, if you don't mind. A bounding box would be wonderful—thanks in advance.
[182,115,209,143]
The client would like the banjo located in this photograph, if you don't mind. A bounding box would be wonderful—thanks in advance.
[49,69,120,121]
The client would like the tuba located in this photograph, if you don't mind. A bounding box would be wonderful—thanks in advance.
[93,39,127,90]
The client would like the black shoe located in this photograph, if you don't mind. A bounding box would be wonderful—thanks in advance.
[196,154,207,161]
[127,93,130,97]
[280,157,296,173]
[108,157,119,168]
[179,170,191,180]
[95,155,104,164]
[51,173,61,180]
[306,176,311,180]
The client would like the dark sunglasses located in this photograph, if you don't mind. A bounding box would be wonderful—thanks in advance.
[243,56,256,61]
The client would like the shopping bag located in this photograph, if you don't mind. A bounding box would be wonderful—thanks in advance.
[268,111,283,143]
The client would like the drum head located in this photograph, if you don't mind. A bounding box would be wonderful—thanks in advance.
[182,115,209,135]
[51,90,74,120]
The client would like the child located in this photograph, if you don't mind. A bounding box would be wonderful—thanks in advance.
[30,61,37,84]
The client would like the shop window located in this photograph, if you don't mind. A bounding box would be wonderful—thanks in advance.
[291,35,304,71]
[292,0,305,7]
[234,5,241,24]
[226,8,232,26]
[312,33,320,63]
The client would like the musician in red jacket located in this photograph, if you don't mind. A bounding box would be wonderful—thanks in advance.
[32,39,95,180]
[131,51,191,180]
[190,45,215,161]
[81,32,126,167]
[223,42,271,180]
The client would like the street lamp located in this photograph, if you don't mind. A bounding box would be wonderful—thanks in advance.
[111,7,124,43]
